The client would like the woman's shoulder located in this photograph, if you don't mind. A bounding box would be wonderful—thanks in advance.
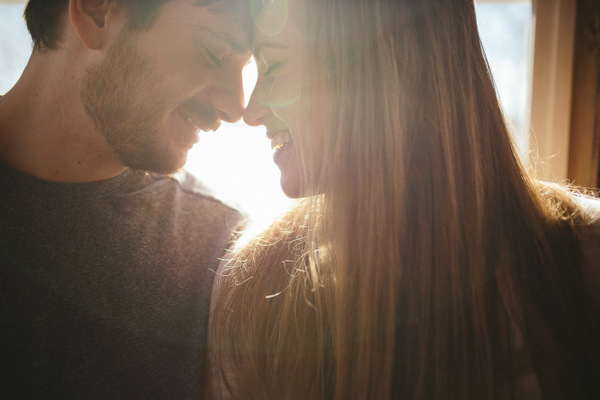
[570,193,600,300]
[571,193,600,241]
[572,192,600,219]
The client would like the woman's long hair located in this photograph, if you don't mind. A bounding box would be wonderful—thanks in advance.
[211,0,600,398]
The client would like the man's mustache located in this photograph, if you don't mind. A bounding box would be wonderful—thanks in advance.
[181,101,221,132]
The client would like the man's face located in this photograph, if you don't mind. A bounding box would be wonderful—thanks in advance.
[82,0,251,174]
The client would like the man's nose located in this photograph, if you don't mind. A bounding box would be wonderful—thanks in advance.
[210,69,245,123]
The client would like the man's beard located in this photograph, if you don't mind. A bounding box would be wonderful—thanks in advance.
[81,30,183,175]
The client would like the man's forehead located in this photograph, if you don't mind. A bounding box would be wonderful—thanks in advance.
[189,0,253,48]
[204,27,250,54]
[192,0,252,20]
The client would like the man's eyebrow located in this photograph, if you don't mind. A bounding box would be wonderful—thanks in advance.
[197,27,249,54]
[253,42,288,59]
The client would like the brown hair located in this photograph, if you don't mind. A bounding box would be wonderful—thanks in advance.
[212,0,600,398]
[24,0,250,50]
[24,0,166,50]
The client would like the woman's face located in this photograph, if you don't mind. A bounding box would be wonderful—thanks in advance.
[243,0,318,198]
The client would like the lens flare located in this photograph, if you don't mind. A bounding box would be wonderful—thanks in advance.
[259,91,301,109]
[251,0,289,37]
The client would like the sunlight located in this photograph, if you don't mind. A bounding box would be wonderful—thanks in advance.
[184,60,293,224]
[475,0,532,160]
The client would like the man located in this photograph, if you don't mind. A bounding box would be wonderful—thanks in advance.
[0,0,251,397]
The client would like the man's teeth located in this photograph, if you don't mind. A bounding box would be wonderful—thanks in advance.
[180,110,201,131]
[271,132,292,150]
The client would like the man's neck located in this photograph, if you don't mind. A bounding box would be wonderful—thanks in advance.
[0,51,127,183]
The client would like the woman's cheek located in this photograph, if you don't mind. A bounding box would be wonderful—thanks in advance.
[267,77,301,110]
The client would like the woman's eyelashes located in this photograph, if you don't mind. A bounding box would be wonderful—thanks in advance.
[263,62,281,76]
[262,60,290,78]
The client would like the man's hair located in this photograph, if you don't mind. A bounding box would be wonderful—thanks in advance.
[25,0,173,50]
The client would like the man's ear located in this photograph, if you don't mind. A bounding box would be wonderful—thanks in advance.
[69,0,125,50]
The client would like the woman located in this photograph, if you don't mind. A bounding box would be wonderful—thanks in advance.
[210,0,600,398]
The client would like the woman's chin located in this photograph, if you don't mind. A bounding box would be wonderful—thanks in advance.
[280,173,303,198]
[274,141,304,198]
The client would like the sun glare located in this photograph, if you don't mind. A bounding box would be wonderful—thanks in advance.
[184,59,293,225]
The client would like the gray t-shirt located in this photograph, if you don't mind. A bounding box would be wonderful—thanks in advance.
[0,162,242,399]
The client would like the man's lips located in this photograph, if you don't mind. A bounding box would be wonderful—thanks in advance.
[177,108,220,132]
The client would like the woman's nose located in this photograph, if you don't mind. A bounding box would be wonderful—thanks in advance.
[243,86,269,127]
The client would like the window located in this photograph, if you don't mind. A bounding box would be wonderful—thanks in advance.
[0,3,30,95]
[475,0,533,160]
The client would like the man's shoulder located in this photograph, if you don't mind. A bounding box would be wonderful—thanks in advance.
[169,170,225,201]
[140,170,239,212]
[116,170,245,266]
[141,170,244,229]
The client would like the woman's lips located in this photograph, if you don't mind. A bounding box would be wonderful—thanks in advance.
[270,131,292,150]
[269,131,294,170]
[273,137,293,166]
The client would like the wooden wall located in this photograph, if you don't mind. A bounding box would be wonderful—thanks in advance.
[568,0,600,189]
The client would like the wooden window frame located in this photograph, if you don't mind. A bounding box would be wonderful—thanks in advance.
[530,0,600,188]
